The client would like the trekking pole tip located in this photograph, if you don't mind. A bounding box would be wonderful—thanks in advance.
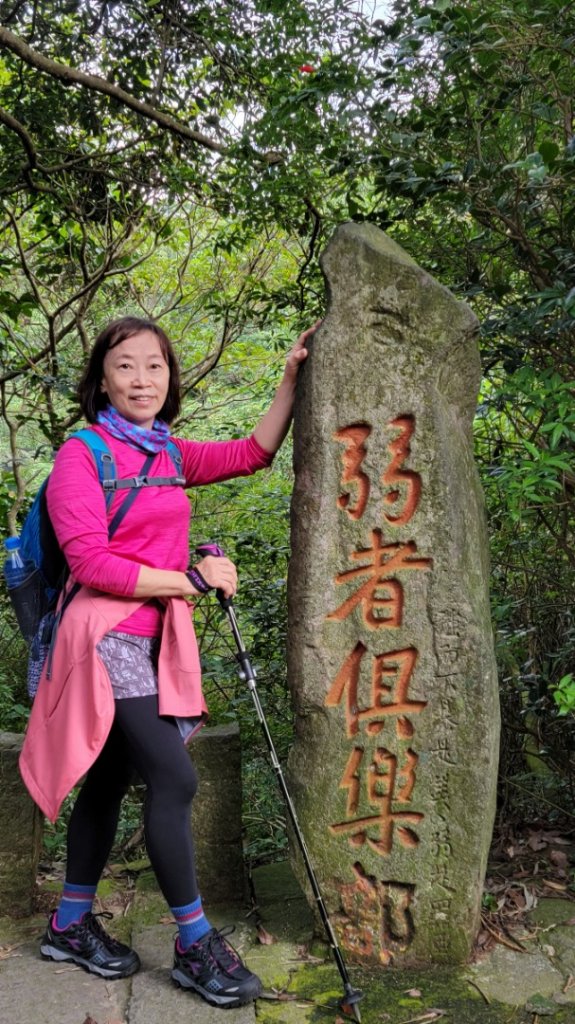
[339,984,363,1022]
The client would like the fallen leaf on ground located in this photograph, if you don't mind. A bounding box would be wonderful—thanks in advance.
[257,926,277,945]
[528,832,549,852]
[542,879,567,891]
[540,831,571,845]
[398,1011,446,1024]
[0,942,24,961]
[480,915,527,952]
[258,990,297,1002]
[521,885,538,911]
[404,988,422,997]
[549,849,569,874]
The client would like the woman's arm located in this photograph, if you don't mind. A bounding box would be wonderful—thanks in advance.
[252,322,319,454]
[164,325,318,598]
[134,555,237,599]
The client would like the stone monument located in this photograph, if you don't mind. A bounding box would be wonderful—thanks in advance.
[287,222,499,965]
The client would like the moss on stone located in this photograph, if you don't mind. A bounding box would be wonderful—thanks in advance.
[257,961,575,1023]
[135,867,160,892]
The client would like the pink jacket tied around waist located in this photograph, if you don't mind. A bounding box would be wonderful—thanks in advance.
[19,586,207,822]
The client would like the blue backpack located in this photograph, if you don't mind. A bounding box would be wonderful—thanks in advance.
[7,429,185,697]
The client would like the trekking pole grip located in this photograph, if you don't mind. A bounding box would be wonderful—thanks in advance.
[194,542,232,608]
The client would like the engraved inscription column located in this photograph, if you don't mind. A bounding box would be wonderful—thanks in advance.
[288,222,499,966]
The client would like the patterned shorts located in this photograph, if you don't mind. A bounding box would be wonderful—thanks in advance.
[96,631,160,700]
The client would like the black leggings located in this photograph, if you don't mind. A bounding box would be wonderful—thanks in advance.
[66,695,199,907]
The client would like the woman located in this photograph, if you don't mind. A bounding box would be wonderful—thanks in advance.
[19,315,316,1009]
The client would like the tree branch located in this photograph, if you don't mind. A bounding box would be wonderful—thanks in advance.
[0,102,37,166]
[182,313,232,391]
[0,25,227,154]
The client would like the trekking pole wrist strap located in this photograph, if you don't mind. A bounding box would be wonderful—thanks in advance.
[186,566,213,595]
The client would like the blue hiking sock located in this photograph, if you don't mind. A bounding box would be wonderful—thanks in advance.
[171,895,211,949]
[55,882,97,930]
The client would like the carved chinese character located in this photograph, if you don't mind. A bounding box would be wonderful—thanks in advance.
[333,863,416,962]
[382,416,422,526]
[382,880,415,945]
[431,897,452,913]
[334,424,372,521]
[325,644,427,738]
[431,836,453,859]
[430,736,457,766]
[430,771,450,808]
[331,746,423,856]
[327,528,432,628]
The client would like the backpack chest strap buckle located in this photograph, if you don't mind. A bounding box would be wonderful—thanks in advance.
[104,474,186,491]
[102,474,149,490]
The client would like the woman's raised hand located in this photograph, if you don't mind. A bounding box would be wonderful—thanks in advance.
[282,320,321,384]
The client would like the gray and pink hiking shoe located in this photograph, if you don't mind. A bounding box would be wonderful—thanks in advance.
[40,910,140,979]
[171,925,262,1008]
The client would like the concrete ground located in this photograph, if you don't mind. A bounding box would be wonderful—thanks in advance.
[1,862,575,1024]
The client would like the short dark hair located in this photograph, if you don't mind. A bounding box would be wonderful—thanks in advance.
[78,316,181,424]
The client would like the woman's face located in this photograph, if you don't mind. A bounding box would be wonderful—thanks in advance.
[101,330,170,429]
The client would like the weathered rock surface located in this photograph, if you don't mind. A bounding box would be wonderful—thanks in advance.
[288,222,499,965]
[190,723,246,903]
[0,731,43,916]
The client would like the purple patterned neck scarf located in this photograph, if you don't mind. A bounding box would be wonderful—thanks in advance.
[96,405,171,454]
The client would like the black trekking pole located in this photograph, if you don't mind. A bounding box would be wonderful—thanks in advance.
[196,544,364,1022]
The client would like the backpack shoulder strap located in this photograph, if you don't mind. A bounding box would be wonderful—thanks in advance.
[69,428,116,509]
[166,439,183,474]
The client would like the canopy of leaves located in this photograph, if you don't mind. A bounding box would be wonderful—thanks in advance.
[0,1,370,228]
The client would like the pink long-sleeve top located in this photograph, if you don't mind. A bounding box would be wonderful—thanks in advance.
[47,425,273,635]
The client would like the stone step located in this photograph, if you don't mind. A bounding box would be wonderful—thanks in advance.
[0,930,131,1024]
[0,920,258,1024]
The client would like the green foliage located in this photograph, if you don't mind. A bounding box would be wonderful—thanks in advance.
[0,1,365,232]
[243,756,288,863]
[0,592,29,732]
[0,680,28,732]
[553,675,575,717]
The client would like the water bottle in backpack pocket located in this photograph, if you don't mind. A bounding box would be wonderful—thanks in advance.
[3,536,52,646]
